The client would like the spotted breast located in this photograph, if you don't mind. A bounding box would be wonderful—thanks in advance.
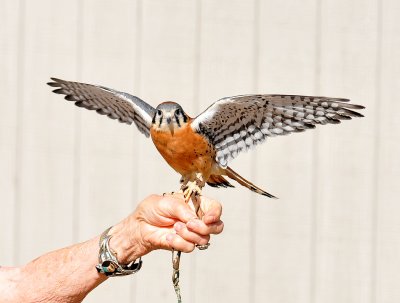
[150,122,216,179]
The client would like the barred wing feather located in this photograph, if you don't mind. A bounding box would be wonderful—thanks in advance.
[47,78,156,137]
[191,94,364,168]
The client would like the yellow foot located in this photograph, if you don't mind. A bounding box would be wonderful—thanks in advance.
[181,182,203,219]
[183,182,202,203]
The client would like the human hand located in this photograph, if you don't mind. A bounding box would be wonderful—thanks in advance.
[108,194,224,264]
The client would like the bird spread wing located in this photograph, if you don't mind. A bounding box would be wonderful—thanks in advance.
[191,94,364,168]
[47,78,156,137]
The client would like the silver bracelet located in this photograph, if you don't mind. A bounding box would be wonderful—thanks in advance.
[95,226,142,277]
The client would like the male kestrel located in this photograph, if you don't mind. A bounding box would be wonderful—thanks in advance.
[47,78,364,205]
[48,78,364,302]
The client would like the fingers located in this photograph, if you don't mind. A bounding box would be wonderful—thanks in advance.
[199,196,223,224]
[159,194,224,236]
[150,194,222,225]
[157,194,197,223]
[186,218,224,236]
[141,193,224,254]
[174,222,210,246]
[166,233,195,253]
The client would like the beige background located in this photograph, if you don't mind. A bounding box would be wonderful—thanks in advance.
[1,0,399,302]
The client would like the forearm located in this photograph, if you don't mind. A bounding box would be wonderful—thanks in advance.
[0,194,223,302]
[0,236,106,303]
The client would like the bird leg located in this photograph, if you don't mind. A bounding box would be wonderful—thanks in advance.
[181,173,205,219]
[172,173,206,303]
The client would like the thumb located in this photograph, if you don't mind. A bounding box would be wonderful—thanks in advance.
[159,195,198,223]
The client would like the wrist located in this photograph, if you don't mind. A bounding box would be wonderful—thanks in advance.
[108,218,147,265]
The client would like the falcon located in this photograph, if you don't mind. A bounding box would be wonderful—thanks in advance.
[47,78,364,205]
[48,78,364,302]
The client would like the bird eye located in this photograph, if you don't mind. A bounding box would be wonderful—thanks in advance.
[175,109,181,116]
[157,110,162,116]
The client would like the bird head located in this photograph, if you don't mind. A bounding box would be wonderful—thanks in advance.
[152,102,189,135]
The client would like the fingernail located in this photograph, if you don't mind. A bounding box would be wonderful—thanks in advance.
[174,222,184,231]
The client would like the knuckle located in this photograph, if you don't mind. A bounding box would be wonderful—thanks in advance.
[198,236,210,245]
[184,243,195,253]
[197,228,208,236]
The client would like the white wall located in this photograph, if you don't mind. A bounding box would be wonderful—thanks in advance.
[1,0,399,302]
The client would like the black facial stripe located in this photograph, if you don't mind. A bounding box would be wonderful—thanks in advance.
[175,116,181,127]
[159,116,163,127]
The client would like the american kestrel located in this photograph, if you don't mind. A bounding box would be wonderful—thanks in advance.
[48,78,364,302]
[47,78,364,206]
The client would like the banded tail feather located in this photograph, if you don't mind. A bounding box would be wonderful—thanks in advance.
[225,167,277,199]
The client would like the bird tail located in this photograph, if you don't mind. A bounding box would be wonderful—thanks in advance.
[207,175,235,188]
[225,167,277,199]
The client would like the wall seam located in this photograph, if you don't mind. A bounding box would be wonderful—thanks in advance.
[190,1,202,302]
[73,0,84,247]
[249,0,260,301]
[371,0,382,302]
[14,0,26,265]
[310,0,322,302]
[131,0,143,301]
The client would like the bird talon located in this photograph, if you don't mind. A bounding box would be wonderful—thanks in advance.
[163,191,176,197]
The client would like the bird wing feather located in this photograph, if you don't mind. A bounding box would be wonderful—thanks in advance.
[47,78,156,137]
[191,94,365,167]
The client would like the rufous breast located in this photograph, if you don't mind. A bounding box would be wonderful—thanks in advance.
[150,123,216,177]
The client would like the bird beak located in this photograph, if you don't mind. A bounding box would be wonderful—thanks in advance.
[168,121,174,135]
[166,116,174,135]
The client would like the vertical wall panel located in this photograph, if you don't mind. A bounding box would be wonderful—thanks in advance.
[1,1,400,303]
[0,0,20,265]
[194,1,256,302]
[254,1,318,302]
[76,1,140,302]
[376,0,400,302]
[135,1,199,302]
[16,1,79,264]
[315,0,378,302]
